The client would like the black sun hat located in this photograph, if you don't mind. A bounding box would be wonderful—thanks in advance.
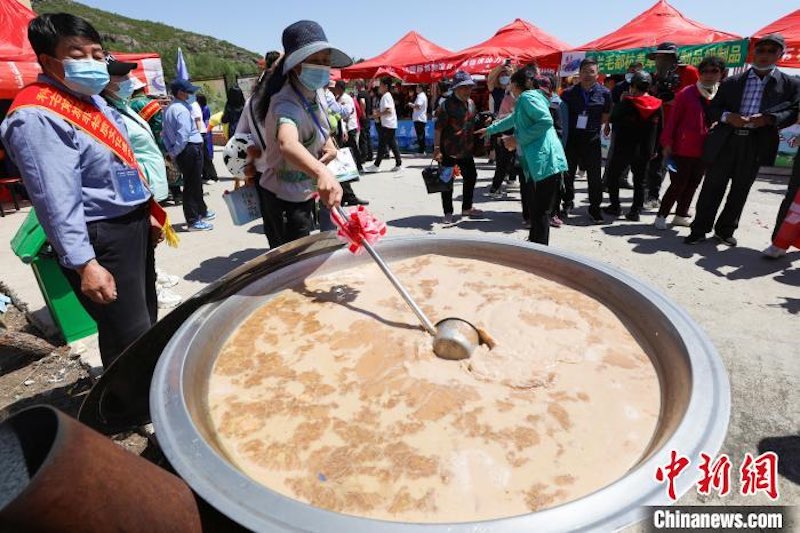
[281,20,353,74]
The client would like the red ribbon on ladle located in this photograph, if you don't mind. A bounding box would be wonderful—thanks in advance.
[330,205,387,254]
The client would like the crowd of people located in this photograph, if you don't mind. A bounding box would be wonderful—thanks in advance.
[1,13,798,368]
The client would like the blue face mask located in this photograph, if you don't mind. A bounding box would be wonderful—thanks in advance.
[114,78,135,101]
[61,58,110,96]
[298,64,331,91]
[499,75,511,86]
[625,73,634,83]
[186,94,197,105]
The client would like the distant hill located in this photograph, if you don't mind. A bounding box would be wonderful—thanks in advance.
[31,0,261,83]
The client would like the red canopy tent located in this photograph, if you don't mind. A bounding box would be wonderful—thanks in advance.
[577,0,740,50]
[0,1,167,98]
[111,52,167,95]
[0,0,39,99]
[0,0,36,62]
[436,18,570,76]
[340,31,451,82]
[751,9,800,68]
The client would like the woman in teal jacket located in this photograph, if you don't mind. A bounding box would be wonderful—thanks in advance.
[481,69,568,245]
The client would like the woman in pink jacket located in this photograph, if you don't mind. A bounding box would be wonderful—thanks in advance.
[655,56,725,230]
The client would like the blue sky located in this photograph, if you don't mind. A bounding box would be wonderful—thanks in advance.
[82,0,796,58]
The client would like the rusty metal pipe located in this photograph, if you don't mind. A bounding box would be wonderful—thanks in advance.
[0,405,206,533]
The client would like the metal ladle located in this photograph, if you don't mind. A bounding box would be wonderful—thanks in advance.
[335,206,488,360]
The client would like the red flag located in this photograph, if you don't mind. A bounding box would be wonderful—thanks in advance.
[773,188,800,251]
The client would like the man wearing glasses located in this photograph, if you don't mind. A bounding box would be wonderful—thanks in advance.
[686,34,800,246]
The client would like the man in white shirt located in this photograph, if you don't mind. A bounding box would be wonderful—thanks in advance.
[365,77,402,172]
[408,84,428,154]
[333,80,363,173]
[320,81,368,208]
[189,96,213,183]
[190,98,204,134]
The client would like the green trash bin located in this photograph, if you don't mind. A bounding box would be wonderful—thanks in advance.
[10,210,97,343]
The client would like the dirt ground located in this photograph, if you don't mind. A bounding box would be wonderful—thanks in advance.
[0,292,148,455]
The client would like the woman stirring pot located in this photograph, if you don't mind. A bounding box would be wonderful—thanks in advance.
[257,20,351,248]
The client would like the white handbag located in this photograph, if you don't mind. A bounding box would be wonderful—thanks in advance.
[222,185,260,226]
[327,148,360,183]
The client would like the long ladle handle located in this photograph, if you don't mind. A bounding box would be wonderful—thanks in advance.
[334,206,437,336]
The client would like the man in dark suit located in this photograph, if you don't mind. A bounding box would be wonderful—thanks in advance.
[686,34,800,246]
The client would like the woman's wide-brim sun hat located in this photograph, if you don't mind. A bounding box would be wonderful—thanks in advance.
[282,20,353,74]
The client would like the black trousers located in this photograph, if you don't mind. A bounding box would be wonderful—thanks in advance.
[490,136,514,192]
[341,181,360,204]
[61,204,156,368]
[564,132,603,210]
[441,155,477,215]
[603,132,631,186]
[359,119,373,160]
[646,147,665,201]
[525,174,560,245]
[200,133,218,181]
[255,181,315,249]
[772,153,800,241]
[345,129,364,172]
[691,134,761,238]
[605,142,649,213]
[657,156,705,219]
[414,121,426,154]
[175,142,207,224]
[374,126,402,167]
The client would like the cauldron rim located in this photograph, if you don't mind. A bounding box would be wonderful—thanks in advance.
[151,234,730,532]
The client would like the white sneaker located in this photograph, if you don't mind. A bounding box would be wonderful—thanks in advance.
[654,216,668,230]
[157,288,182,309]
[363,164,379,174]
[762,245,787,259]
[643,198,661,210]
[671,215,692,227]
[390,165,402,172]
[156,268,180,288]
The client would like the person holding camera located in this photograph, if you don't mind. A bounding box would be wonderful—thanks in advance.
[644,42,699,209]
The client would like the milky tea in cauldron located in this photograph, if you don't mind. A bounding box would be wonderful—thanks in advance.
[207,254,660,523]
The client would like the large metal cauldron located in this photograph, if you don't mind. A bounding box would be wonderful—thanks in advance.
[150,235,730,532]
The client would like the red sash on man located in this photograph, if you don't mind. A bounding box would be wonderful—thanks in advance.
[773,188,800,251]
[8,82,178,247]
[137,99,162,122]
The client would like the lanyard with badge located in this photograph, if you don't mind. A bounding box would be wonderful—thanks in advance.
[576,87,590,130]
[291,84,328,143]
[112,106,155,202]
